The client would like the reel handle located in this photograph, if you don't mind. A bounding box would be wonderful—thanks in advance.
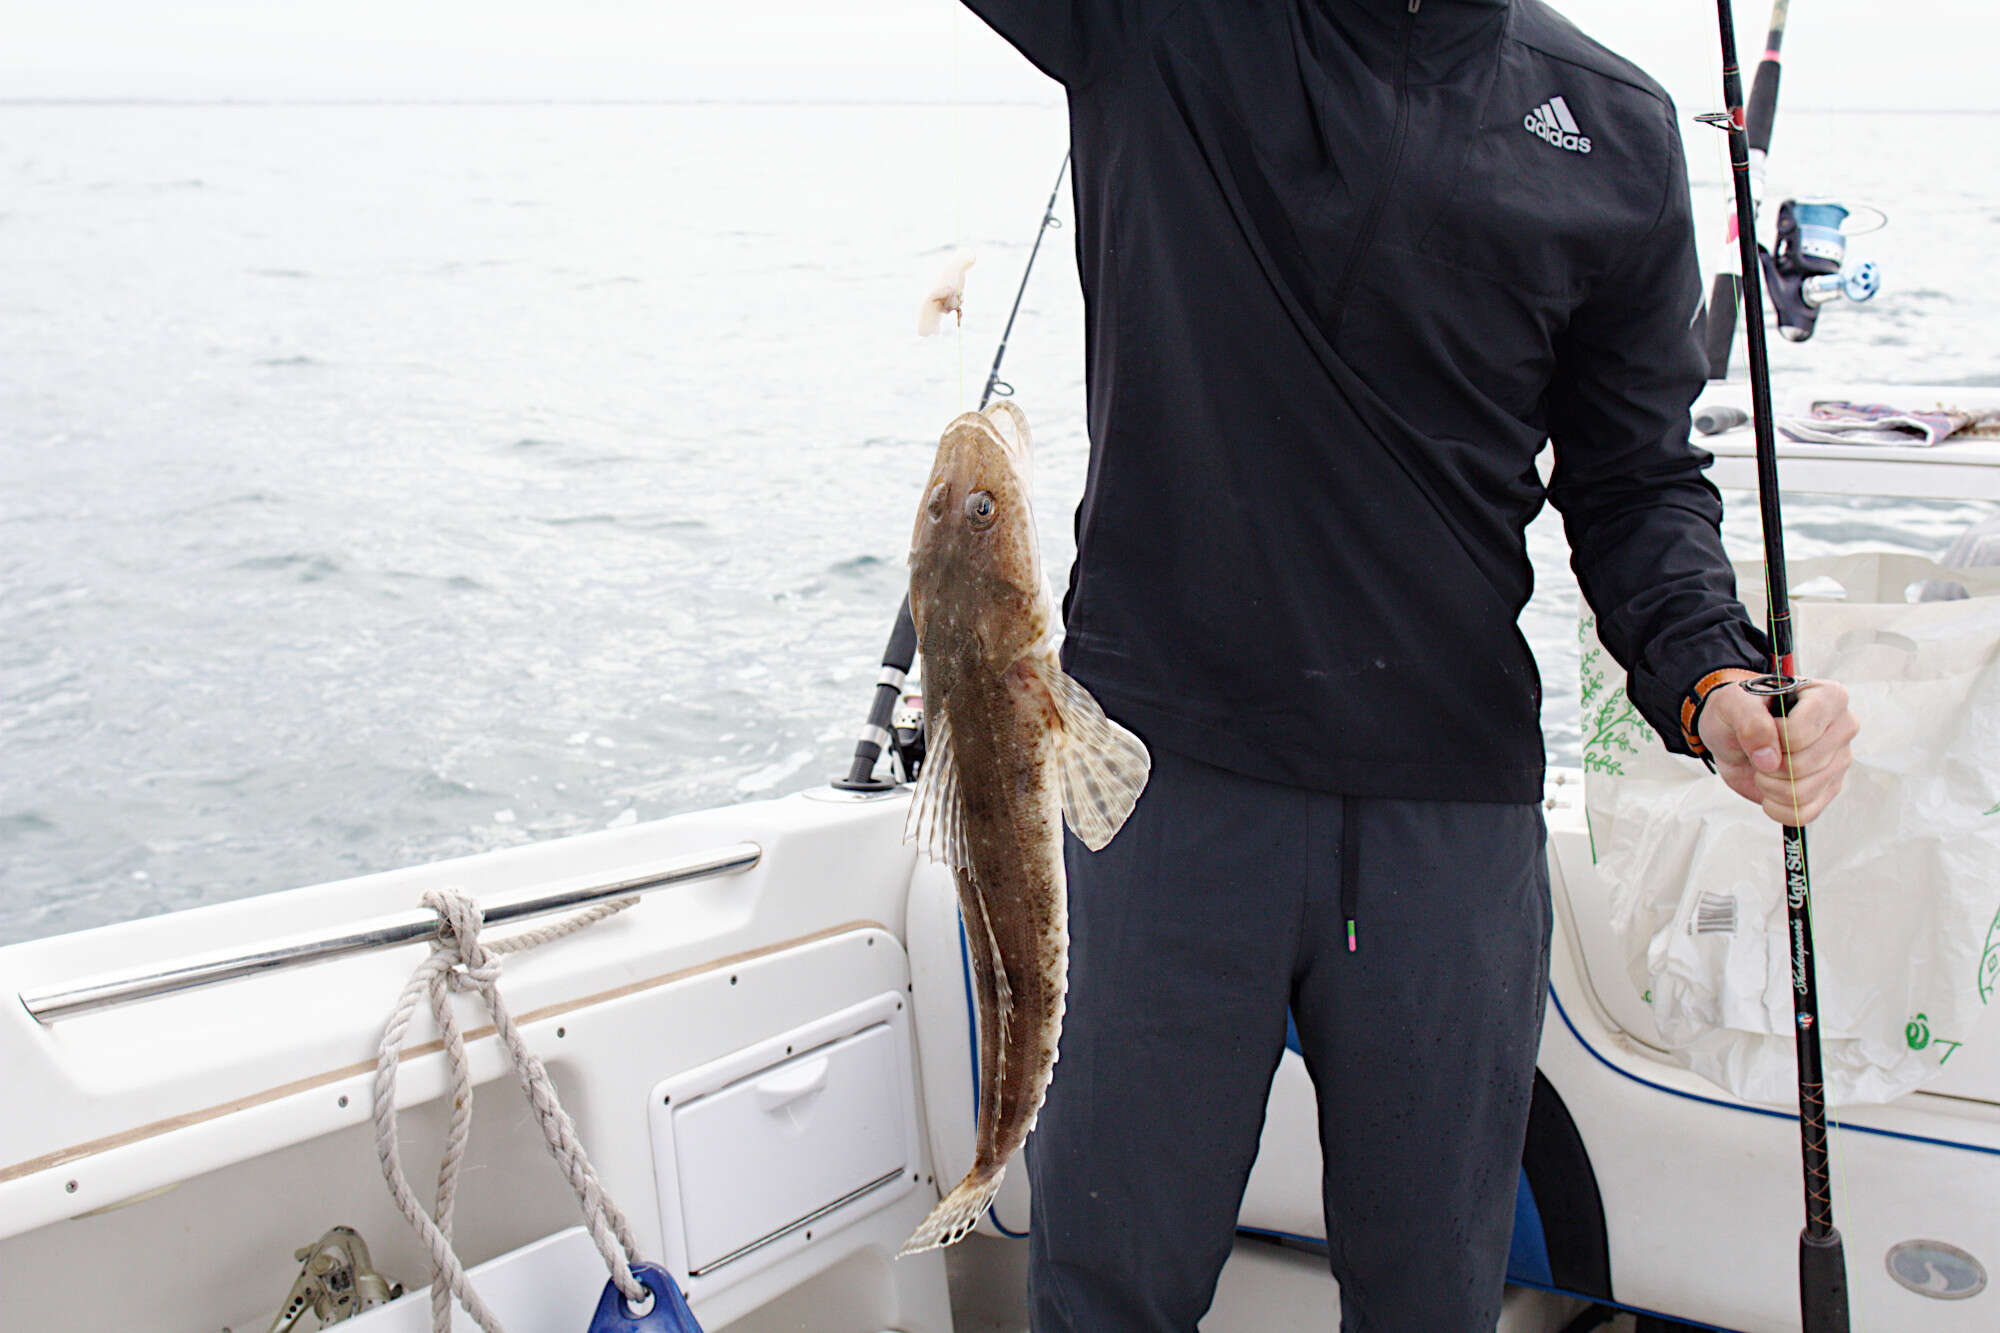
[1739,673,1810,718]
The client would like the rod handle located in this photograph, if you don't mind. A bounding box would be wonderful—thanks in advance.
[1799,1227,1851,1333]
[832,597,918,791]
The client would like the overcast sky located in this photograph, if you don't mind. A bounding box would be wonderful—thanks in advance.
[5,1,1996,111]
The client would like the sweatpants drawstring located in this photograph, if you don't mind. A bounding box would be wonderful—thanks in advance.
[1341,794,1360,953]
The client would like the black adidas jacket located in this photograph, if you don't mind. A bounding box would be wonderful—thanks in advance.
[966,0,1768,802]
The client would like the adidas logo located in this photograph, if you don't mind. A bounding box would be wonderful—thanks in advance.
[1523,95,1591,154]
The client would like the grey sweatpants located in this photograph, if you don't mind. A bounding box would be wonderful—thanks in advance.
[1025,746,1552,1332]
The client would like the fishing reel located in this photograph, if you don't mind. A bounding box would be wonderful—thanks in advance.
[1761,198,1884,342]
[889,692,927,783]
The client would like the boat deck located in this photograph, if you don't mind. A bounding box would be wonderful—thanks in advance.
[944,1234,1640,1331]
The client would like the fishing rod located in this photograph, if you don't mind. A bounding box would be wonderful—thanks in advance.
[1701,0,1790,379]
[831,151,1072,793]
[1701,2,1850,1328]
[979,152,1071,409]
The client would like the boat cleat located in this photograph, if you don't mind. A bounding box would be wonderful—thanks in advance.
[266,1226,403,1332]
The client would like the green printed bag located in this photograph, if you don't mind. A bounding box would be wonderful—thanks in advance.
[1583,553,2000,1106]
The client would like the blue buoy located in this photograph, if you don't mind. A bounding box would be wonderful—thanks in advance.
[585,1264,704,1333]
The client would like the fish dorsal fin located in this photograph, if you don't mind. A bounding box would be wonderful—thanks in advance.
[1029,655,1151,851]
[905,703,971,869]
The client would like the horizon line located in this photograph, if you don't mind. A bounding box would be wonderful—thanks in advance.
[0,96,1991,114]
[0,95,1060,109]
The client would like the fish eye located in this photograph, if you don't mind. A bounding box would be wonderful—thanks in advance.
[964,490,997,529]
[926,481,950,522]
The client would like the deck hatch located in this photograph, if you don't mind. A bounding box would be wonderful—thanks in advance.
[672,1023,905,1273]
[648,988,922,1300]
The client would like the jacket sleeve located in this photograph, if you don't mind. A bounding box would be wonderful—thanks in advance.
[959,0,1151,88]
[1546,102,1769,756]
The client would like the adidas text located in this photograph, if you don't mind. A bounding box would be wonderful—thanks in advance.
[1524,97,1591,154]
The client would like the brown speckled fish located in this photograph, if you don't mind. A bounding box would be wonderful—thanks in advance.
[898,402,1150,1255]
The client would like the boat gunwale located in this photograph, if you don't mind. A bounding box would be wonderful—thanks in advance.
[0,917,889,1186]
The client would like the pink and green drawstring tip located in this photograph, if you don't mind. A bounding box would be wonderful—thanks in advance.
[1346,919,1357,953]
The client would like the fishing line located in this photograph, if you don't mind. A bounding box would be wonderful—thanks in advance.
[1826,1108,1863,1331]
[1795,717,1864,1333]
[954,2,966,410]
[1780,692,1868,1333]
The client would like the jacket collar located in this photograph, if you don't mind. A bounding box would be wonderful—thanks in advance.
[1303,0,1511,84]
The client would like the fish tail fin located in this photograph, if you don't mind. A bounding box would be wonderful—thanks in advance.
[897,1167,1007,1257]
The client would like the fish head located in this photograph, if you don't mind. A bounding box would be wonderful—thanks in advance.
[909,402,1049,665]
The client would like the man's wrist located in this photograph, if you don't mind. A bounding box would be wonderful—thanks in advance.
[1680,666,1762,758]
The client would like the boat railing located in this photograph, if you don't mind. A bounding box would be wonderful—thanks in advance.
[17,841,763,1024]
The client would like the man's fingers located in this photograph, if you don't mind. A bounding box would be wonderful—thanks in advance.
[1754,762,1846,823]
[1756,683,1858,824]
[1773,705,1860,779]
[1754,717,1856,823]
[1772,680,1853,752]
[1700,674,1859,826]
[1760,777,1844,825]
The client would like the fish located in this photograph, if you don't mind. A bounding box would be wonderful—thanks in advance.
[915,249,977,336]
[898,401,1151,1254]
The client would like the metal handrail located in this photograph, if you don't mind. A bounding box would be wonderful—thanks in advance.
[19,841,763,1024]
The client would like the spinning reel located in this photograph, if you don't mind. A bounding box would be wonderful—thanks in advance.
[1761,197,1886,343]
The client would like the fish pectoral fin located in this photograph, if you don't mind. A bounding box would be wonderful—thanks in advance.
[905,704,972,869]
[1031,655,1152,851]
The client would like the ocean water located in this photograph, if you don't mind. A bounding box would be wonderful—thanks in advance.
[4,103,1997,944]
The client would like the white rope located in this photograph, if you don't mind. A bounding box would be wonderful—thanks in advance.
[373,887,650,1332]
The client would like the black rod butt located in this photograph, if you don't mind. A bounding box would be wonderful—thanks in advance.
[831,597,919,792]
[1799,1228,1851,1333]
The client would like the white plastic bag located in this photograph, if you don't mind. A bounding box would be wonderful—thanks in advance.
[1582,553,2000,1105]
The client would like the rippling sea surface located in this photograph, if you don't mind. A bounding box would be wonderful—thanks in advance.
[4,104,1998,943]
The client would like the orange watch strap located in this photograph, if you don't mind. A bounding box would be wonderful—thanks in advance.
[1681,667,1761,757]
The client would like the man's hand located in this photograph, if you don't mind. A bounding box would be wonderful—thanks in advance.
[1698,678,1858,825]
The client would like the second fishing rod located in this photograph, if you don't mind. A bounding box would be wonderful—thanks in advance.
[834,152,1072,793]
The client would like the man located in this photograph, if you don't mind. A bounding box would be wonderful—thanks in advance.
[959,0,1858,1329]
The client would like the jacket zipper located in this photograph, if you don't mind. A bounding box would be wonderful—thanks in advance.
[1326,3,1418,320]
